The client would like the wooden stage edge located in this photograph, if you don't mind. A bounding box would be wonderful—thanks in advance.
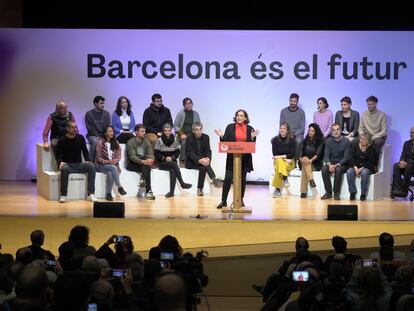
[1,181,414,256]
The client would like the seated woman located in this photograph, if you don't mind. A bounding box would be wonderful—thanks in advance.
[111,96,136,143]
[346,133,378,201]
[95,126,127,201]
[298,123,325,198]
[271,122,296,197]
[154,123,192,198]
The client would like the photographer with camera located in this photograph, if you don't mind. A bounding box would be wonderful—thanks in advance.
[149,235,208,310]
[95,235,134,268]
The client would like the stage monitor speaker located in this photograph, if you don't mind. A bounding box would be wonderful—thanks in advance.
[327,204,358,221]
[93,202,125,218]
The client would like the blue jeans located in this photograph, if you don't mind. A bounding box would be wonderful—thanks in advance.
[346,167,373,195]
[87,135,98,162]
[60,162,96,196]
[96,164,121,194]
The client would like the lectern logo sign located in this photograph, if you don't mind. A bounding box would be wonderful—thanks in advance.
[220,144,229,152]
[218,142,256,153]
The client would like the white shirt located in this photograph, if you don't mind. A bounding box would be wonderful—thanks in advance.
[120,109,131,130]
[106,142,113,160]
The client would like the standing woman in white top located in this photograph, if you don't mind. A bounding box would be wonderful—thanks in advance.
[95,126,127,201]
[112,96,136,143]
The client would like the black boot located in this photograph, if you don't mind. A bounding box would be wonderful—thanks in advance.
[217,201,227,209]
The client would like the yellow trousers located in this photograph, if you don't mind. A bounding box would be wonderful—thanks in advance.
[272,158,295,189]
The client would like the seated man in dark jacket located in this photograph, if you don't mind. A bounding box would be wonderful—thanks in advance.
[391,126,414,198]
[185,122,221,196]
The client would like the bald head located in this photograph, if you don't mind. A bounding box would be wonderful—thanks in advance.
[55,101,68,116]
[15,265,49,302]
[155,273,187,311]
[81,256,99,274]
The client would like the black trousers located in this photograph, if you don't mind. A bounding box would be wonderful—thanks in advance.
[127,161,152,192]
[158,161,185,193]
[392,162,414,192]
[221,169,247,202]
[321,164,347,194]
[196,165,216,189]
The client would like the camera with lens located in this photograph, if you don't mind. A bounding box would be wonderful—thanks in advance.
[168,250,209,308]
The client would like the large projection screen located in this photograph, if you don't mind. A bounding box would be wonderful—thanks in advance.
[0,29,412,181]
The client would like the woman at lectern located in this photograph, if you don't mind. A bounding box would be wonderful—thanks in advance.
[214,109,258,209]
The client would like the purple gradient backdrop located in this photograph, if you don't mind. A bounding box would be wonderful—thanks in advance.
[0,29,413,181]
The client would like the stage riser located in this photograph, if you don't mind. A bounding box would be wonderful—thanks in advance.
[1,216,413,257]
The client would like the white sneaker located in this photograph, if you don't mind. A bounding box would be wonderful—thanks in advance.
[88,194,97,202]
[273,189,281,198]
[145,190,155,200]
[59,196,66,203]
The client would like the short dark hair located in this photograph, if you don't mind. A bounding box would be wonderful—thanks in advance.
[331,236,347,253]
[340,96,352,104]
[134,124,146,132]
[379,232,394,247]
[290,93,299,100]
[30,230,44,245]
[233,109,250,124]
[152,93,162,102]
[317,97,329,108]
[182,97,193,106]
[93,95,105,104]
[366,95,378,103]
[295,237,309,250]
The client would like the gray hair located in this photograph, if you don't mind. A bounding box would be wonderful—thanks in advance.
[359,133,372,146]
[192,122,203,130]
[163,123,172,130]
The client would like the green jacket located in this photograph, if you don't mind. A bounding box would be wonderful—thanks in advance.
[126,136,154,164]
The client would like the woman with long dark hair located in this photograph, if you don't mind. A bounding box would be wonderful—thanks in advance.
[111,96,136,143]
[214,109,258,208]
[298,123,325,198]
[95,126,127,200]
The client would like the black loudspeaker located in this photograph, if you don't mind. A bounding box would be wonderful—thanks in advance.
[93,202,125,218]
[327,204,358,220]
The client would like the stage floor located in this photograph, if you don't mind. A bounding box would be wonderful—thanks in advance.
[1,181,414,221]
[1,181,414,256]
